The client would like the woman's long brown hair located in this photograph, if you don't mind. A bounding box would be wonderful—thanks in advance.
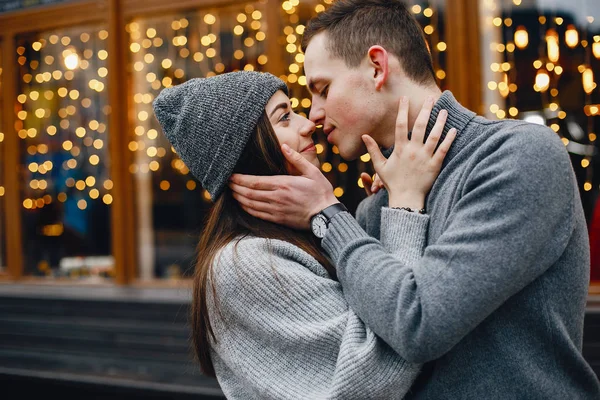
[191,112,335,377]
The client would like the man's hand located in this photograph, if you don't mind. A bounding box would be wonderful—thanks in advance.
[362,96,456,209]
[229,144,339,229]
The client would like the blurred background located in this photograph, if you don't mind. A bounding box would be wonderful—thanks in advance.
[0,0,598,398]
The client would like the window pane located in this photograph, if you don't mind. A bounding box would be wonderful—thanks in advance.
[16,26,113,280]
[479,0,600,277]
[0,46,5,271]
[130,2,268,280]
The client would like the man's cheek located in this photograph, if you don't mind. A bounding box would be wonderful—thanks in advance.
[331,97,361,125]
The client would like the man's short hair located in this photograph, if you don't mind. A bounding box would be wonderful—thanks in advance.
[301,0,436,85]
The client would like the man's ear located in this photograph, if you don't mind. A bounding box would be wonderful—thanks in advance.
[367,45,389,90]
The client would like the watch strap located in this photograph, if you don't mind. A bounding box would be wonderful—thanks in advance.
[320,202,348,222]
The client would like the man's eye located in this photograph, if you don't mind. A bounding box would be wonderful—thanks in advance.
[280,112,291,122]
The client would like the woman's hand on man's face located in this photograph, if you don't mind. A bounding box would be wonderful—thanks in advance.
[229,144,339,230]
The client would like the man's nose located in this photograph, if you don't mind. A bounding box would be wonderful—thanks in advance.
[308,97,325,124]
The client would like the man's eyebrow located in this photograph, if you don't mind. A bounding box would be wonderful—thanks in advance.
[268,102,289,118]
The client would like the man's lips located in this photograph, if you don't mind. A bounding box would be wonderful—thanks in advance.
[324,127,335,143]
[326,131,335,143]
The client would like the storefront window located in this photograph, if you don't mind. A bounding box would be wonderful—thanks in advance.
[480,0,600,279]
[130,2,269,280]
[134,0,448,280]
[16,25,113,279]
[479,0,599,215]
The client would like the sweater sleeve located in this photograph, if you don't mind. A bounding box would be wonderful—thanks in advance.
[208,238,420,400]
[380,207,429,264]
[354,189,389,240]
[321,131,576,363]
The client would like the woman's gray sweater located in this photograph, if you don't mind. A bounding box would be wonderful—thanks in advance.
[206,211,429,399]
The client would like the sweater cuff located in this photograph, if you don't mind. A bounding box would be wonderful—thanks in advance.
[322,211,370,261]
[381,207,429,262]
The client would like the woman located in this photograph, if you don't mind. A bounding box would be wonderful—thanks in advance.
[152,71,455,399]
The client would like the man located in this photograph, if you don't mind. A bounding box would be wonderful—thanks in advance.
[229,0,600,397]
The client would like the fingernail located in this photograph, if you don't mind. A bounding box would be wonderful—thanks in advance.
[440,109,448,117]
[282,144,291,154]
[401,96,408,104]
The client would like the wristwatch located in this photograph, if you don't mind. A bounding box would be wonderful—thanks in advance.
[310,203,348,239]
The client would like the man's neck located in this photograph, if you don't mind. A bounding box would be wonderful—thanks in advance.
[377,85,443,150]
[406,87,443,128]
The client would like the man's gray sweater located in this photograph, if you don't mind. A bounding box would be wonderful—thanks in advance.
[323,91,600,399]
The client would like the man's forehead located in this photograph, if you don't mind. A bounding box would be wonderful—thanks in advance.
[304,37,333,94]
[303,32,331,67]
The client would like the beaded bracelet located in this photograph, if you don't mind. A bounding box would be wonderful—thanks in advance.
[392,207,426,214]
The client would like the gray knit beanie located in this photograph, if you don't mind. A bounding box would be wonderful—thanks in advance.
[152,71,288,200]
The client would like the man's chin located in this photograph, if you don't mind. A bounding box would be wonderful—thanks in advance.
[337,147,362,161]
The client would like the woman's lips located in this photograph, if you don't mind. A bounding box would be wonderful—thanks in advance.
[301,143,316,153]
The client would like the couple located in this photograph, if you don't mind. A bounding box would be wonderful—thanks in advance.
[153,1,600,399]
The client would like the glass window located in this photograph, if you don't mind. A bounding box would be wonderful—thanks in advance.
[16,25,113,280]
[133,0,448,280]
[0,45,5,272]
[479,0,600,278]
[130,2,269,280]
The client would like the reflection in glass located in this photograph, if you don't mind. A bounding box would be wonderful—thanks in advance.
[16,26,113,279]
[479,0,599,220]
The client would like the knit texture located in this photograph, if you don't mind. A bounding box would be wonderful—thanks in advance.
[152,72,288,199]
[206,226,429,400]
[323,91,600,399]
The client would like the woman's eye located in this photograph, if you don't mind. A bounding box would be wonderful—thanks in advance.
[320,86,329,98]
[280,112,291,122]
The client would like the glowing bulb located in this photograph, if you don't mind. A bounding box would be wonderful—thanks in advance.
[565,25,579,48]
[514,26,528,49]
[64,52,79,70]
[535,70,550,92]
[583,68,595,94]
[593,42,600,59]
[546,29,559,62]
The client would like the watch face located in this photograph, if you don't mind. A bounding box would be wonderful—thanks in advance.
[311,214,328,238]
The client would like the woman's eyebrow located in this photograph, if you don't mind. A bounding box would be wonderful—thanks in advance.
[269,102,289,118]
